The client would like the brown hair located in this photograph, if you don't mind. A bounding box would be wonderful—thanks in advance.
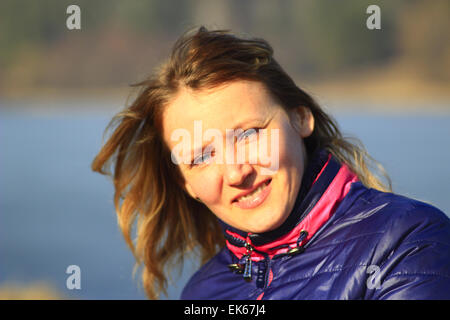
[91,26,391,299]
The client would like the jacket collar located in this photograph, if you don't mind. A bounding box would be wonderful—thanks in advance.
[220,148,359,261]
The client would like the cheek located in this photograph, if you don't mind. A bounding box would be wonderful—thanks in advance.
[187,169,222,203]
[277,125,305,169]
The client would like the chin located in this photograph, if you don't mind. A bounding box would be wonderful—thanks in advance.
[244,212,286,234]
[245,223,278,234]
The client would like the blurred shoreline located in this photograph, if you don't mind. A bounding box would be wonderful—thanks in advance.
[2,0,449,116]
[2,69,449,114]
[0,282,66,300]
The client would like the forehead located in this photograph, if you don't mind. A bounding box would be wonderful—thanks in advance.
[162,80,278,146]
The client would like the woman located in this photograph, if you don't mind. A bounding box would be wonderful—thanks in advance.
[92,27,450,300]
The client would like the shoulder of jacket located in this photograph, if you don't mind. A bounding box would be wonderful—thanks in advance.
[363,188,449,230]
[334,186,450,249]
[364,191,450,271]
[352,186,449,229]
[180,247,230,299]
[386,197,450,245]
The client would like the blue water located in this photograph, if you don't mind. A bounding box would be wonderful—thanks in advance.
[1,102,449,299]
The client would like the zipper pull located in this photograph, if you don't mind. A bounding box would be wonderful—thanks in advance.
[243,242,253,281]
[228,263,244,274]
[287,229,308,256]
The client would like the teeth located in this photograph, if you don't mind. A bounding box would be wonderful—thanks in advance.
[237,181,269,202]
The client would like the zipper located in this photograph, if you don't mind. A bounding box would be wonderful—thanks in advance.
[228,237,254,281]
[227,240,255,281]
[243,242,253,281]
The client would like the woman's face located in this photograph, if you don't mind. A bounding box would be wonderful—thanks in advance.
[162,80,314,233]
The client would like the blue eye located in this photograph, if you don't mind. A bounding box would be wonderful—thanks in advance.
[192,148,215,167]
[194,153,210,164]
[237,128,258,142]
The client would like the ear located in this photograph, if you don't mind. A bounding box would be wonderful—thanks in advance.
[289,106,315,138]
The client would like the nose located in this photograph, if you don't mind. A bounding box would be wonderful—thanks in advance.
[224,163,254,186]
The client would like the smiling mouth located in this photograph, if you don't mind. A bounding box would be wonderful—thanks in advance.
[232,178,272,209]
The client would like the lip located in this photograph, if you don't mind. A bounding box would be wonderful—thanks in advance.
[231,178,272,209]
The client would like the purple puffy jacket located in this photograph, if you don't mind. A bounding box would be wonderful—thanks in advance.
[181,149,450,300]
